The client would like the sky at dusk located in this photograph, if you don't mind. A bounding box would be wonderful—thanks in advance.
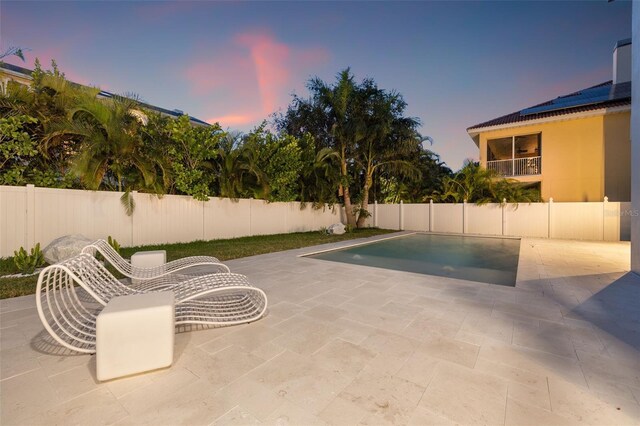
[1,1,633,170]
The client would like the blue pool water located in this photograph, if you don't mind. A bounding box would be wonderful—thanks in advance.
[307,233,521,286]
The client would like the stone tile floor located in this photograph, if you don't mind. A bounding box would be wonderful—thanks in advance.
[1,232,639,425]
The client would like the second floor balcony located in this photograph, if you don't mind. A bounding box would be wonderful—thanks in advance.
[487,156,541,177]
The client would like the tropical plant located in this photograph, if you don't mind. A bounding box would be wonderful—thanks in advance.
[13,243,45,275]
[211,133,268,200]
[436,161,540,204]
[245,123,307,202]
[0,46,26,62]
[0,114,39,185]
[107,236,122,255]
[163,114,226,200]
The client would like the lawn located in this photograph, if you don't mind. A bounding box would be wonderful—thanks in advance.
[0,228,394,299]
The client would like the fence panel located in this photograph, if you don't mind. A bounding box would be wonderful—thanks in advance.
[504,203,549,238]
[251,200,288,236]
[432,204,463,233]
[34,188,133,248]
[376,204,400,230]
[0,186,28,255]
[133,193,203,245]
[551,202,604,240]
[203,197,251,240]
[403,204,429,231]
[466,203,502,235]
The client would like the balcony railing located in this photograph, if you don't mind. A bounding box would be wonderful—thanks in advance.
[486,156,541,177]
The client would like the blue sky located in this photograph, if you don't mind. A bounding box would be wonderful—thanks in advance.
[1,1,632,170]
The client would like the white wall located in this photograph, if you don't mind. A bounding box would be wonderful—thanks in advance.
[631,1,640,275]
[0,185,341,257]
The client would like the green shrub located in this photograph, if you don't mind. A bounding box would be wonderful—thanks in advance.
[13,243,45,275]
[107,236,121,255]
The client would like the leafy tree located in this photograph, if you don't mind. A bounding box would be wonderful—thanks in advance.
[0,59,81,187]
[277,68,423,227]
[0,115,39,185]
[244,123,307,202]
[164,114,225,201]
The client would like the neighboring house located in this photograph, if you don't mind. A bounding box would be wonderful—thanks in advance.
[467,39,632,202]
[0,62,210,127]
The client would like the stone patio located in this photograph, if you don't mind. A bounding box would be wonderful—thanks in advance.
[1,232,639,425]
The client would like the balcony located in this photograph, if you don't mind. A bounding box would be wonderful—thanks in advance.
[486,156,541,177]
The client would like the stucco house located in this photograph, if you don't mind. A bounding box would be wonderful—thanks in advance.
[467,39,632,202]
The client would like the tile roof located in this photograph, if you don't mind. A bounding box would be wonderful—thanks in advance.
[0,63,210,126]
[467,80,631,132]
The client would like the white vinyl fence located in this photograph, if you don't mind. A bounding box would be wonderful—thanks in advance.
[0,185,632,258]
[0,185,341,258]
[366,199,632,242]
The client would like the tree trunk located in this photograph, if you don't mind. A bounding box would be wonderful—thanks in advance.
[340,149,357,227]
[356,172,373,228]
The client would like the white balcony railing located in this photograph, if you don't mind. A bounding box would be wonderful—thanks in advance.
[486,156,541,177]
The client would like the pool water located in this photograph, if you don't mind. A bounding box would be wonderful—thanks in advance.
[307,233,521,287]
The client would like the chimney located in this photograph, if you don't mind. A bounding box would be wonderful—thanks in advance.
[613,38,632,84]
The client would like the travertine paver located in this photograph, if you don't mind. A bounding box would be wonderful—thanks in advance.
[1,233,639,425]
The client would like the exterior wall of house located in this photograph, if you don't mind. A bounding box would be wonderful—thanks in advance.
[603,110,632,201]
[478,114,614,202]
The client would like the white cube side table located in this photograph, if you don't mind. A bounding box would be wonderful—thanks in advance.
[131,250,166,284]
[96,291,175,381]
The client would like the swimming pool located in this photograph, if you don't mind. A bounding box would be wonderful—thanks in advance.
[306,233,521,286]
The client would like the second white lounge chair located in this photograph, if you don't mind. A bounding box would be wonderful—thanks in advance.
[82,239,230,283]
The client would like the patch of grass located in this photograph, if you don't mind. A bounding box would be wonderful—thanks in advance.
[0,228,394,299]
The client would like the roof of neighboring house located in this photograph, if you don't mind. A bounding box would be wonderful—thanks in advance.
[0,62,210,127]
[467,80,631,132]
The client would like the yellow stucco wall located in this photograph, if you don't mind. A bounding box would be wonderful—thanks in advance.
[603,111,631,201]
[477,112,630,202]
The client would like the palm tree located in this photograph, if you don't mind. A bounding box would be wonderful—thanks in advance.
[214,133,268,200]
[437,161,540,204]
[66,93,166,215]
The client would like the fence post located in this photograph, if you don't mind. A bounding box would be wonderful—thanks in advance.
[463,199,467,234]
[374,201,378,228]
[131,190,138,246]
[502,198,507,236]
[399,200,404,231]
[429,199,434,232]
[548,197,553,239]
[603,196,608,241]
[26,184,35,250]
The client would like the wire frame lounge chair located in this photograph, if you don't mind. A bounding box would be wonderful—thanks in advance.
[81,239,230,282]
[36,253,268,354]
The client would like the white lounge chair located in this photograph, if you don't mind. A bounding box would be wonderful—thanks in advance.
[36,253,267,353]
[82,239,230,283]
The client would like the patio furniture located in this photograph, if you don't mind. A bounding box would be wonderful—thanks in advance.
[96,292,175,381]
[36,253,268,354]
[81,239,231,283]
[130,250,166,285]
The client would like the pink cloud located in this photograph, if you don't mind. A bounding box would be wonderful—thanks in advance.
[236,32,290,113]
[207,114,255,127]
[182,30,330,129]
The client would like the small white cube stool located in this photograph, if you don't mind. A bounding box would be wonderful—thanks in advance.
[96,292,175,381]
[131,250,166,284]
